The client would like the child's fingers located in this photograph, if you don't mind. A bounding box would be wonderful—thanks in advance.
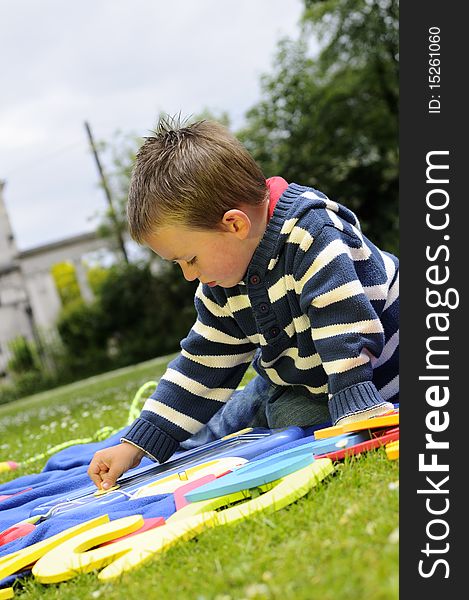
[88,470,103,488]
[100,462,124,489]
[87,458,109,488]
[88,443,143,489]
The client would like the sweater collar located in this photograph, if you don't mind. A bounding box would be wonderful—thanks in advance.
[245,180,299,282]
[266,176,289,219]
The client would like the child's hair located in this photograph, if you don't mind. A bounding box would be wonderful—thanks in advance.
[127,116,267,242]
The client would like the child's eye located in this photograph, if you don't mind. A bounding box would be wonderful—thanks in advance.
[187,257,197,266]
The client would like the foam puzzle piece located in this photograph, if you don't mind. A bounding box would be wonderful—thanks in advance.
[100,517,166,546]
[31,459,333,584]
[173,474,217,511]
[0,523,36,547]
[315,428,400,461]
[0,462,18,474]
[0,515,110,584]
[32,513,215,584]
[0,488,32,503]
[184,432,368,502]
[184,454,313,502]
[130,457,245,498]
[386,440,399,460]
[27,427,305,523]
[94,484,121,496]
[171,458,334,527]
[341,413,399,433]
[0,427,317,589]
[314,412,399,439]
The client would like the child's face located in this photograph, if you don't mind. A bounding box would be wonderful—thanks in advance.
[144,219,259,288]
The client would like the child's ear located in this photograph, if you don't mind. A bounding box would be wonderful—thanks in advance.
[221,210,251,239]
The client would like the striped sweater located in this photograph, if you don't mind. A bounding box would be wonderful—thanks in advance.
[123,183,399,462]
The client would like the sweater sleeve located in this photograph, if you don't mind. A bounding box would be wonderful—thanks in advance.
[297,224,391,424]
[122,283,257,462]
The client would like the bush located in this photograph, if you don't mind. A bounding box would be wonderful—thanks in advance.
[0,381,17,405]
[11,371,57,398]
[56,298,111,378]
[0,369,59,405]
[0,261,198,400]
[54,261,196,378]
[97,261,196,366]
[2,335,62,404]
[7,336,40,374]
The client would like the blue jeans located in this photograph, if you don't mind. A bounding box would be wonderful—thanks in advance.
[180,376,331,450]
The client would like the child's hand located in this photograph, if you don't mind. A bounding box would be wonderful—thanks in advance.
[87,442,145,489]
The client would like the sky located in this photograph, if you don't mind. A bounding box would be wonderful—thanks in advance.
[0,0,305,252]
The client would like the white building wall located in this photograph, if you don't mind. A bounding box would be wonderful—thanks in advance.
[0,273,32,375]
[0,182,17,265]
[0,182,115,378]
[24,271,62,329]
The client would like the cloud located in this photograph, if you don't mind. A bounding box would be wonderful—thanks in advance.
[1,0,304,249]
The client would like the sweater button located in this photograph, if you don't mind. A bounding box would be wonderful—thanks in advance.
[249,274,261,285]
[270,326,280,337]
[259,303,269,313]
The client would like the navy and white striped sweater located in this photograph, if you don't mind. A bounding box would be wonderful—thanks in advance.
[123,184,399,462]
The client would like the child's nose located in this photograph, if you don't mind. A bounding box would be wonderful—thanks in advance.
[181,263,198,282]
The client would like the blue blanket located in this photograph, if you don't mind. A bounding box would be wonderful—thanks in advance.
[0,427,180,556]
[0,425,326,588]
[0,427,321,546]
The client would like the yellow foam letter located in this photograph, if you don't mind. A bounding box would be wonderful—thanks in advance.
[32,512,215,583]
[0,515,110,583]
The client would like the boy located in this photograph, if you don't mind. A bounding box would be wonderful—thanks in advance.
[88,117,398,490]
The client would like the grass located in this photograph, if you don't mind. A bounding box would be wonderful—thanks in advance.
[0,356,399,599]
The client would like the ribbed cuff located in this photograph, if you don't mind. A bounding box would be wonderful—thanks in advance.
[122,418,179,463]
[328,381,386,425]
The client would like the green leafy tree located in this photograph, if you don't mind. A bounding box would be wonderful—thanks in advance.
[239,0,399,254]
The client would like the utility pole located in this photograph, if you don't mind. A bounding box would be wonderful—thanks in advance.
[84,121,129,263]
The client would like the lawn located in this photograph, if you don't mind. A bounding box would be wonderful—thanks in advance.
[0,356,399,600]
